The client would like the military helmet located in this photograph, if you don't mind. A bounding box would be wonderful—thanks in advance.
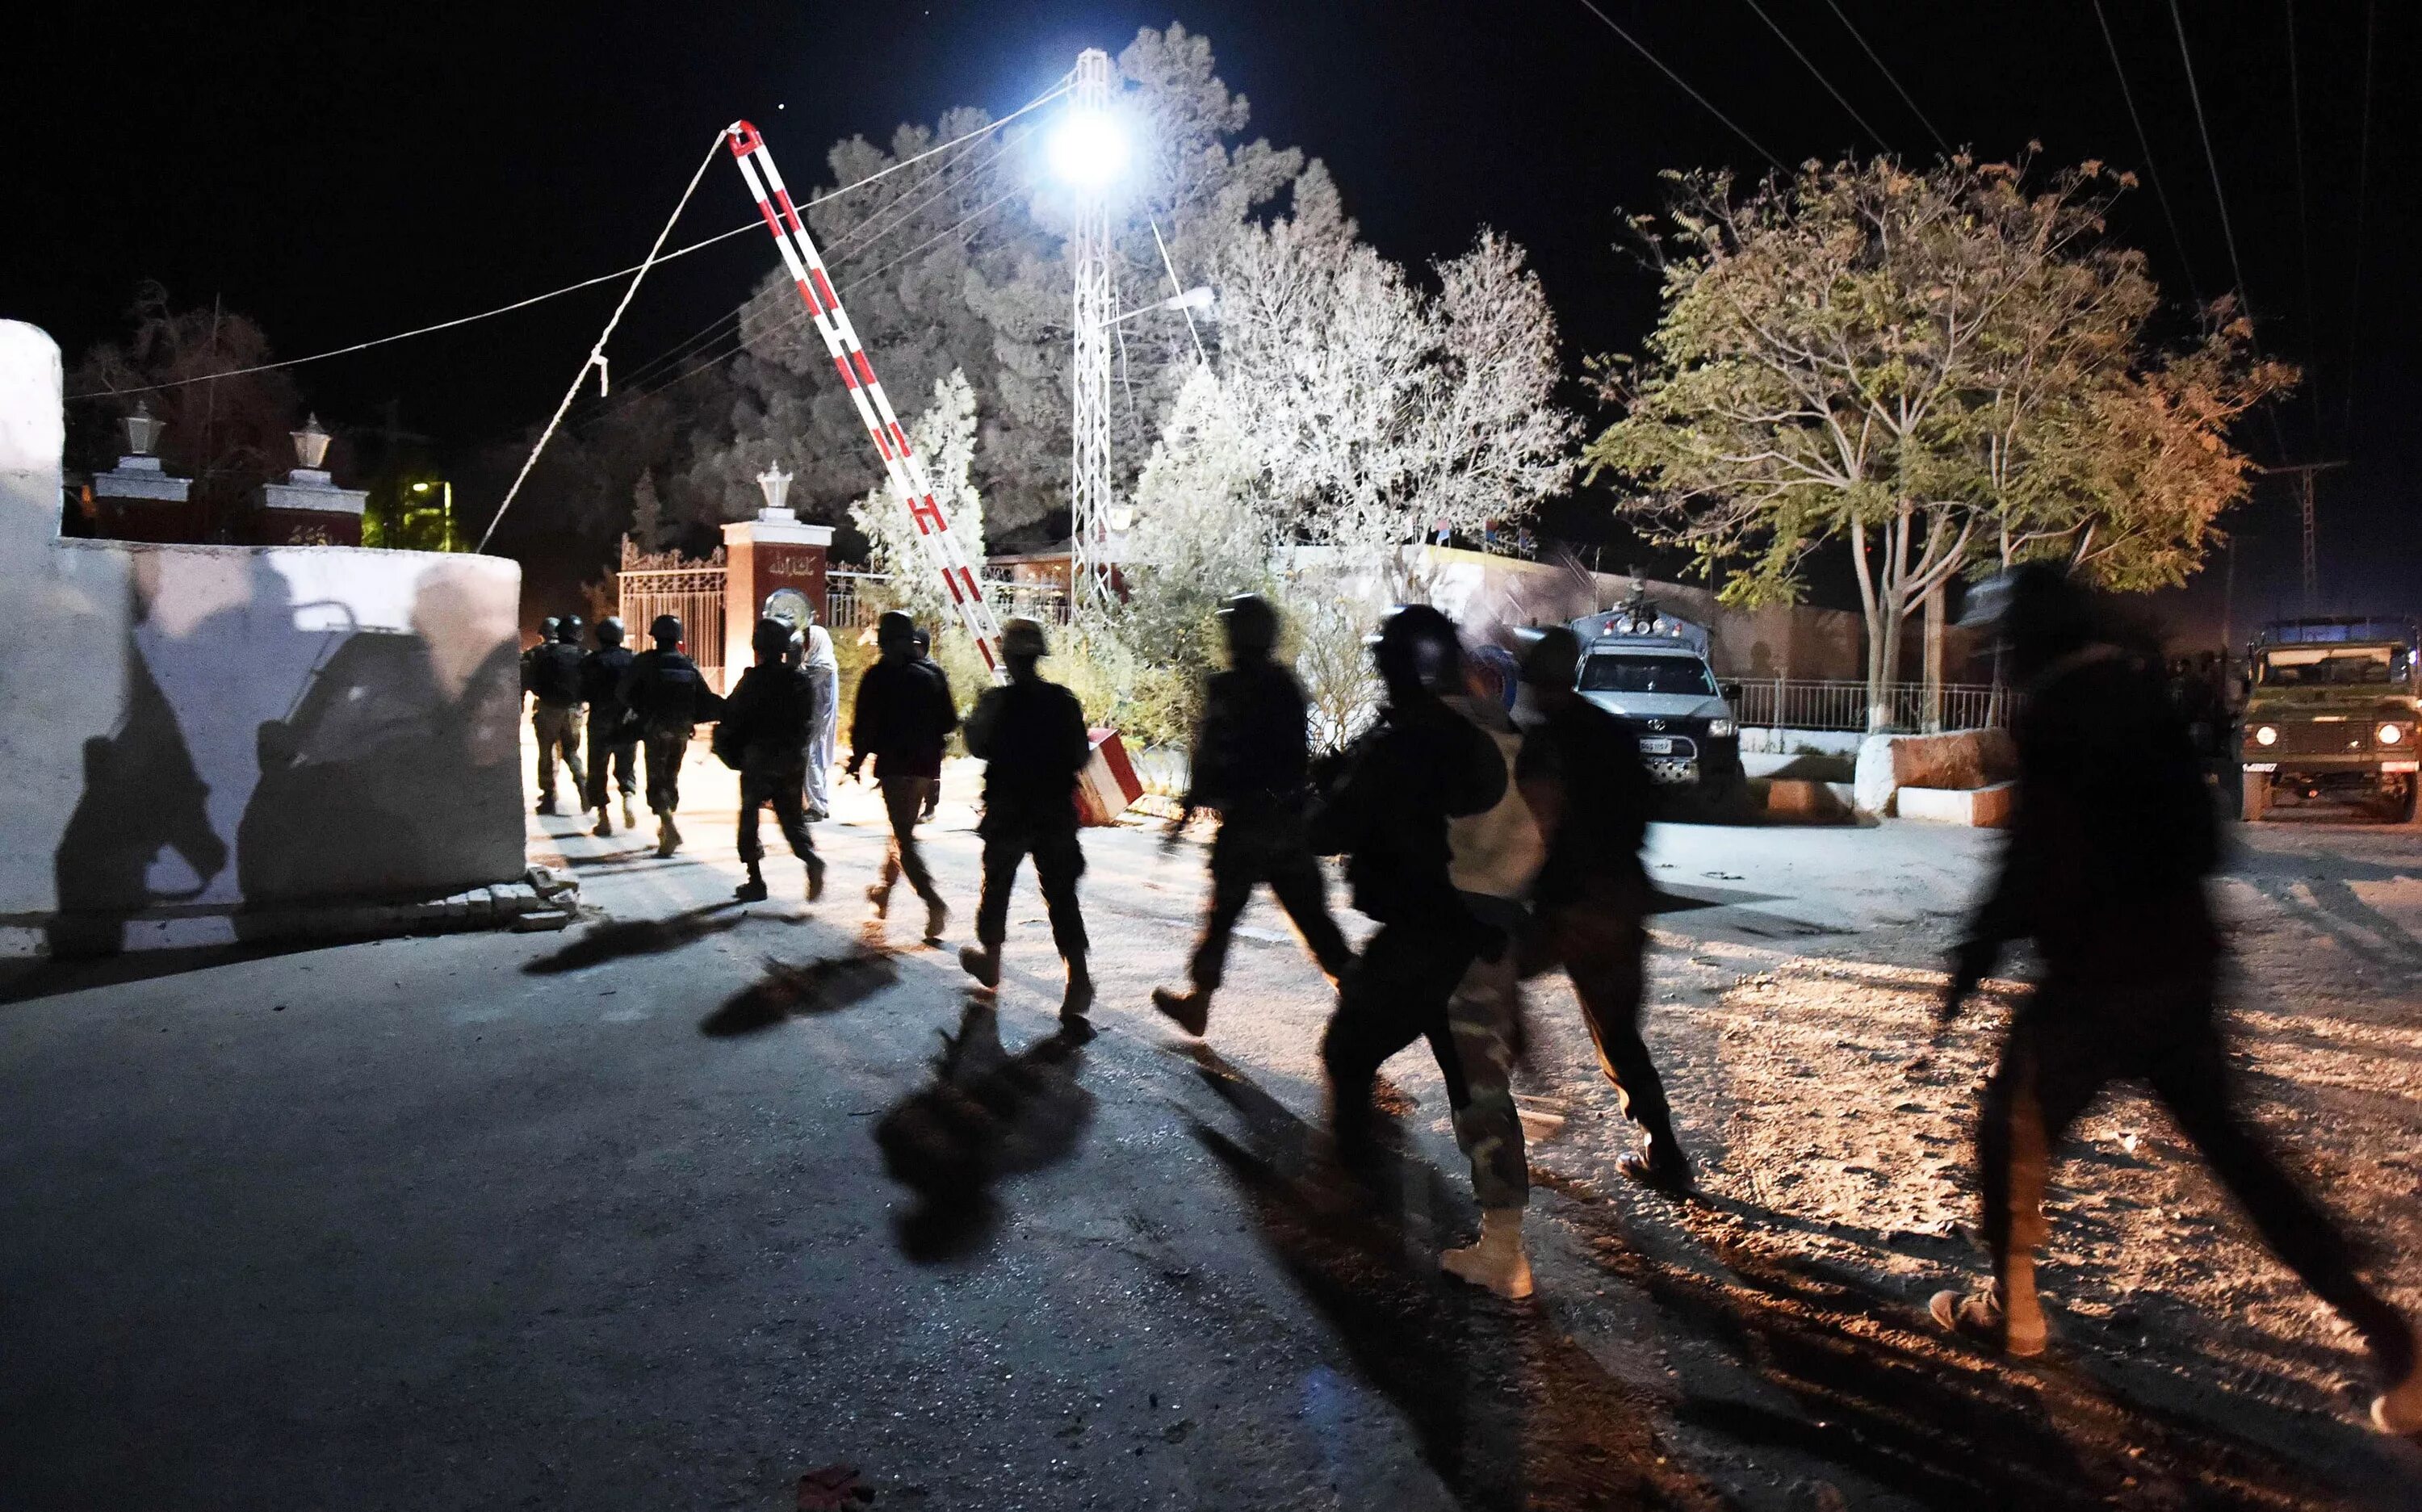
[538,616,560,639]
[876,609,917,648]
[557,615,584,643]
[1512,624,1582,689]
[999,617,1050,660]
[1220,593,1280,657]
[649,614,683,647]
[1370,604,1464,698]
[595,616,625,647]
[911,627,932,656]
[752,616,798,661]
[1959,563,2099,670]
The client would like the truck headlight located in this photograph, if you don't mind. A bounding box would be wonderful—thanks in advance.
[1707,718,1736,738]
[2381,722,2407,745]
[2254,725,2278,747]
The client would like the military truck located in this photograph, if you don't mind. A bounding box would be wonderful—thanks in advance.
[2238,616,2420,822]
[1569,583,1743,798]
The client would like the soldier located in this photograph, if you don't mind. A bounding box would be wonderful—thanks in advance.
[1150,593,1352,1036]
[718,617,827,904]
[957,618,1095,1024]
[522,616,587,815]
[1306,605,1536,1294]
[847,611,958,946]
[618,614,720,857]
[1930,566,2420,1436]
[580,617,640,837]
[802,613,841,822]
[1511,626,1689,1192]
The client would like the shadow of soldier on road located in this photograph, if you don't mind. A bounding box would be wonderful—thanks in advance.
[873,994,1094,1262]
[698,946,899,1037]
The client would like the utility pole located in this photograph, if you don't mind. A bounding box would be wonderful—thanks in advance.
[1067,48,1117,614]
[2258,460,2345,617]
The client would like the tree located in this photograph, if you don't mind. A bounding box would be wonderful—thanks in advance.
[629,469,664,554]
[69,282,304,540]
[849,368,984,627]
[1589,154,2290,729]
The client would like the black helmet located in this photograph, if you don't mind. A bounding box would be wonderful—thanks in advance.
[1220,593,1280,658]
[1000,618,1050,660]
[649,614,683,647]
[752,616,798,662]
[538,616,560,639]
[557,615,583,644]
[1961,563,2099,676]
[1370,604,1464,702]
[876,610,916,650]
[1513,625,1582,689]
[595,616,625,647]
[911,627,932,656]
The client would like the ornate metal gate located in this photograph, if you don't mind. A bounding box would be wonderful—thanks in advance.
[615,538,728,689]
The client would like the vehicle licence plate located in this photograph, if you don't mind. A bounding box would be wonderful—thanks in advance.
[1639,737,1673,755]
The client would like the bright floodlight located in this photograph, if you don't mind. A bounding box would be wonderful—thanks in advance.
[1049,108,1128,189]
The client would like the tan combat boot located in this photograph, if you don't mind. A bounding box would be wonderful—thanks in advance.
[1441,1208,1534,1300]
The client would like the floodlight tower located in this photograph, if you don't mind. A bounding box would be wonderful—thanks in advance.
[1058,48,1121,612]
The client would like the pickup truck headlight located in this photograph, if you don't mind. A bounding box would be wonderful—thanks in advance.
[1707,718,1736,738]
[2253,724,2279,747]
[2381,722,2407,745]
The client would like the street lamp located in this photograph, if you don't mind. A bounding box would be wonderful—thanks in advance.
[121,399,164,457]
[1047,107,1129,190]
[291,413,332,471]
[756,462,794,520]
[409,479,458,551]
[1096,286,1213,330]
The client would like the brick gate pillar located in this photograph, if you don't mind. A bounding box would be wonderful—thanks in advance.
[721,505,832,685]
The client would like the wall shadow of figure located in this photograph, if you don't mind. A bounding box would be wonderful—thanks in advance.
[46,579,227,957]
[873,995,1094,1263]
[236,563,522,921]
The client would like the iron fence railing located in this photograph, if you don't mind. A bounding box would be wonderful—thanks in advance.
[825,570,1073,634]
[1730,678,2007,734]
[618,570,728,689]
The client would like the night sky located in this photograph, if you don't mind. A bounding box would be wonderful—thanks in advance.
[12,2,2416,636]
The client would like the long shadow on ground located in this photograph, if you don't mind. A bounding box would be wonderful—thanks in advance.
[521,902,746,974]
[1183,1045,1724,1512]
[872,995,1095,1262]
[698,945,900,1037]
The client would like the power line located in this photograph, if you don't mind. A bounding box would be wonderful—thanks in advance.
[1569,0,1784,170]
[69,82,1071,402]
[2283,0,2323,443]
[2090,0,2202,305]
[2166,0,2254,321]
[2341,0,2377,449]
[1821,0,1949,154]
[1739,0,1892,153]
[839,180,1029,295]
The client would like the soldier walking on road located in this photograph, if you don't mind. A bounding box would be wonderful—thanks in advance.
[522,616,587,816]
[1930,566,2421,1437]
[1511,626,1692,1194]
[848,611,958,946]
[802,614,841,822]
[580,618,639,837]
[1150,593,1353,1037]
[1307,606,1540,1295]
[718,618,827,905]
[957,618,1096,1024]
[618,614,721,858]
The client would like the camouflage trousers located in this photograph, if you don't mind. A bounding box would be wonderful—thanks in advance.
[1446,913,1527,1212]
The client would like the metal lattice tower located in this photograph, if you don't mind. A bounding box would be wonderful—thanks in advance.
[1067,48,1118,612]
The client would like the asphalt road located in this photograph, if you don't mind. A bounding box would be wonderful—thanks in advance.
[2,748,2416,1510]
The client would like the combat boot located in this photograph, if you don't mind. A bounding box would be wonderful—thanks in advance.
[1441,1208,1534,1300]
[958,942,1001,989]
[1149,984,1211,1037]
[2373,1324,2422,1436]
[922,898,949,948]
[734,865,769,903]
[621,794,638,829]
[535,796,559,816]
[1060,957,1095,1024]
[656,814,681,858]
[804,857,827,903]
[1929,1274,2047,1359]
[592,804,614,839]
[866,882,891,919]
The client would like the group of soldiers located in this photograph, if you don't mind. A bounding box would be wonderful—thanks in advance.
[521,572,2419,1436]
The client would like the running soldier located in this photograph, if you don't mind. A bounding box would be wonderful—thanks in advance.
[618,614,720,857]
[522,617,586,816]
[1930,566,2420,1436]
[1151,593,1353,1037]
[1512,626,1690,1193]
[848,611,957,946]
[717,618,827,904]
[957,618,1095,1024]
[580,617,640,837]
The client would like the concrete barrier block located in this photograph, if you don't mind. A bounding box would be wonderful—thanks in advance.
[1766,778,1854,819]
[1896,781,2015,827]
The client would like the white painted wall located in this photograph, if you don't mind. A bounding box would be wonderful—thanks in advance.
[0,321,524,954]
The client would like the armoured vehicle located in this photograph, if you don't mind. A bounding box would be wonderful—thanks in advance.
[1568,584,1742,795]
[2239,616,2419,822]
